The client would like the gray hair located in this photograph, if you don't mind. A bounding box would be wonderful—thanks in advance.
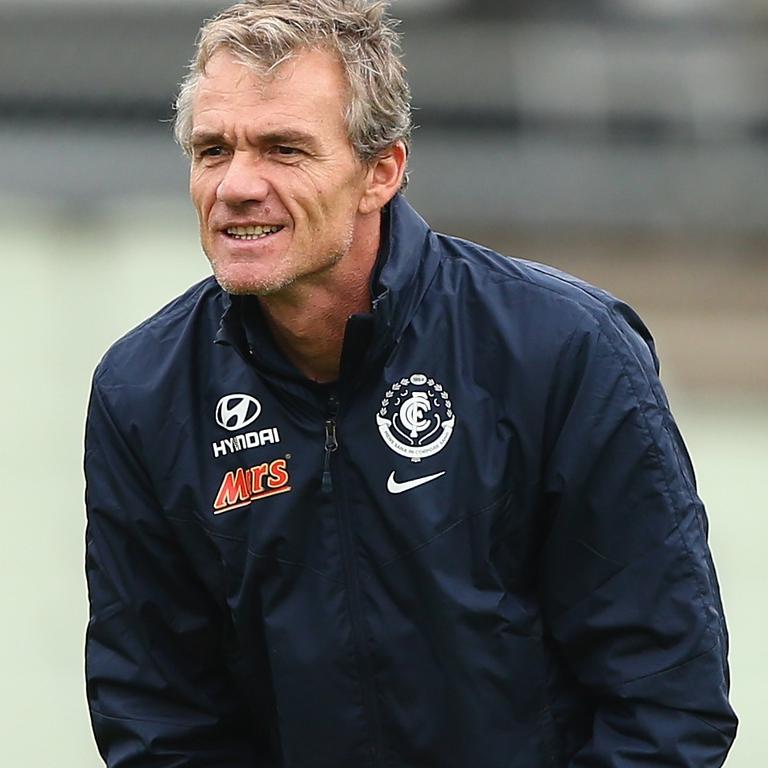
[174,0,412,186]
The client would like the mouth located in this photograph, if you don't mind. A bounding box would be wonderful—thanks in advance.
[223,224,286,241]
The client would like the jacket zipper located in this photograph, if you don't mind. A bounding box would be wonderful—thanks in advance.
[322,413,338,494]
[321,394,383,764]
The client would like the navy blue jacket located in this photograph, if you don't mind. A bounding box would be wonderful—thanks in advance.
[85,195,736,767]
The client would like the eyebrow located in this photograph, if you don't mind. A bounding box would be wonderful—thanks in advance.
[260,130,318,149]
[189,128,319,150]
[189,129,228,148]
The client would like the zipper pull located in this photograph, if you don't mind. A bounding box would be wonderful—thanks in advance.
[322,417,338,493]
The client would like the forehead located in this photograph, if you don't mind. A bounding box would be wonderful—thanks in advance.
[191,48,350,135]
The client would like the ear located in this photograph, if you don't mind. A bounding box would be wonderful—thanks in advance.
[358,142,407,215]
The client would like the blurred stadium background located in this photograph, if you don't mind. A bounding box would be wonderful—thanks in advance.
[1,0,765,764]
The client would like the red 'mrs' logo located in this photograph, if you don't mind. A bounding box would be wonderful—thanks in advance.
[213,458,291,514]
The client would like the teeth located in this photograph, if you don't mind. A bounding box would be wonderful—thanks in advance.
[226,225,282,240]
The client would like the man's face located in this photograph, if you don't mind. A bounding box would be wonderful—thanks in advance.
[189,48,373,296]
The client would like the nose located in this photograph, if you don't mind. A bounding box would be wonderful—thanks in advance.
[216,151,270,205]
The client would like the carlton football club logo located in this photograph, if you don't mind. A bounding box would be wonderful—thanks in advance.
[376,374,455,462]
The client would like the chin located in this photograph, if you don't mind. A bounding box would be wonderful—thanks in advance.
[212,265,294,297]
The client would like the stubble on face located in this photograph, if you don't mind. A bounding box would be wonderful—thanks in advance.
[207,218,355,298]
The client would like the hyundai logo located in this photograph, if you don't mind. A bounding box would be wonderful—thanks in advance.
[215,394,261,432]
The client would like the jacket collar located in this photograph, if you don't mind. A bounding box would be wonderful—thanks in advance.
[370,194,442,351]
[215,194,442,376]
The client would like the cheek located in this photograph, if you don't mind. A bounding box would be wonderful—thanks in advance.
[190,170,218,212]
[295,165,354,208]
[189,185,205,216]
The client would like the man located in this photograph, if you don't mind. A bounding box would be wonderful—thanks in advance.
[84,1,737,766]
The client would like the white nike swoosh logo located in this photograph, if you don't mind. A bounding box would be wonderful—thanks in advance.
[387,470,446,495]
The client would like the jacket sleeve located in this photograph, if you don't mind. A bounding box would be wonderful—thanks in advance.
[540,303,737,767]
[84,373,263,767]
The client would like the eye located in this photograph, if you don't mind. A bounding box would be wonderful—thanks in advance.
[193,146,229,163]
[273,145,302,157]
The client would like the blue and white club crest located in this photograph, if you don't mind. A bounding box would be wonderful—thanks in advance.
[376,374,455,462]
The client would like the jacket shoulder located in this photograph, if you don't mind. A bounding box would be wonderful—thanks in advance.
[93,276,222,388]
[438,234,619,319]
[435,233,658,369]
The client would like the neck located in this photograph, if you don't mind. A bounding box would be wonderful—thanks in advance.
[258,216,380,383]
